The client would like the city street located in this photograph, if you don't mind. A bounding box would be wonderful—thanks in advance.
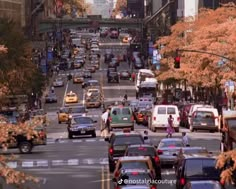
[2,37,233,189]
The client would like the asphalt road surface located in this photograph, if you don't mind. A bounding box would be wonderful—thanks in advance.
[3,36,234,189]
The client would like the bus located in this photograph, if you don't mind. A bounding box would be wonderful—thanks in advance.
[135,69,155,94]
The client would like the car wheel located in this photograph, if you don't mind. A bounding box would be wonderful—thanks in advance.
[68,132,73,139]
[19,142,32,154]
[92,131,96,138]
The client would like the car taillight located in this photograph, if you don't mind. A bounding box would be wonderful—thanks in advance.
[131,172,139,175]
[114,171,119,177]
[154,156,160,163]
[109,117,112,122]
[150,186,156,189]
[180,178,185,185]
[177,117,180,122]
[39,130,45,138]
[109,148,113,155]
[220,179,225,185]
[138,114,143,118]
[131,116,134,121]
[153,116,156,121]
[157,150,163,155]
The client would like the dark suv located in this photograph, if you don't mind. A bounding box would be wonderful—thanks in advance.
[175,154,223,189]
[105,131,145,172]
[107,72,119,83]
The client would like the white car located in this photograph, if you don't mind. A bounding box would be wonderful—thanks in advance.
[53,78,64,87]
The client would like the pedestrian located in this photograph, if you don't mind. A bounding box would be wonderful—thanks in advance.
[166,115,174,138]
[182,132,189,146]
[38,99,42,109]
[143,130,151,144]
[101,108,110,138]
[51,86,55,93]
[56,66,59,75]
[131,72,135,82]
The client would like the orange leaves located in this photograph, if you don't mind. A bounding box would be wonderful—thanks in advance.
[216,150,236,184]
[155,3,236,87]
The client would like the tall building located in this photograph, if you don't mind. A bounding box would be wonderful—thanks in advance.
[90,0,111,18]
[127,0,145,18]
[0,0,26,27]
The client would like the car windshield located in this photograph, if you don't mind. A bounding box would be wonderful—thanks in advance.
[72,117,93,124]
[88,81,99,86]
[127,147,155,156]
[67,94,76,97]
[59,108,69,113]
[55,78,62,81]
[185,159,220,178]
[70,107,86,113]
[120,162,148,170]
[87,98,99,102]
[159,140,184,148]
[113,136,143,145]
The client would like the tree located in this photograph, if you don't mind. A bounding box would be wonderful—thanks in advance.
[112,0,127,16]
[0,19,45,97]
[155,3,236,88]
[62,0,91,17]
[216,150,236,184]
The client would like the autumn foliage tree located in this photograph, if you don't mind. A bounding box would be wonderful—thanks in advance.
[0,19,45,98]
[112,0,127,16]
[62,0,91,17]
[155,3,236,89]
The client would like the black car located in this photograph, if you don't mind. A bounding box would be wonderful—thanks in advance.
[183,180,224,189]
[107,67,117,76]
[104,53,114,63]
[67,115,97,139]
[82,80,100,88]
[107,72,119,83]
[124,144,162,179]
[175,154,223,189]
[105,130,145,172]
[45,93,57,103]
[83,70,92,78]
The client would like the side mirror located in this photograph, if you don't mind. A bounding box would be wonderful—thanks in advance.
[112,178,117,182]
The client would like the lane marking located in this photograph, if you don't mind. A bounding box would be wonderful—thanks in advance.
[52,160,65,166]
[107,163,110,189]
[68,159,79,166]
[82,89,85,106]
[22,161,34,168]
[6,162,17,168]
[36,160,49,167]
[101,166,104,189]
[62,81,69,107]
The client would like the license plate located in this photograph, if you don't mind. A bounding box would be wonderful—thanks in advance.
[81,131,86,134]
[123,118,128,120]
[201,123,207,126]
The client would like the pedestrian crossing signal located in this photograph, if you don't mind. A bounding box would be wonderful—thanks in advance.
[174,57,180,69]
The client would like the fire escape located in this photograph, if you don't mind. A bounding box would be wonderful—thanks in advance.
[143,0,177,41]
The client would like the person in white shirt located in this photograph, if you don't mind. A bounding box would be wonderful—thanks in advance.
[101,109,110,138]
[182,132,189,146]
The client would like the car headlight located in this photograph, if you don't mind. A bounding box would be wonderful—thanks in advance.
[69,115,72,119]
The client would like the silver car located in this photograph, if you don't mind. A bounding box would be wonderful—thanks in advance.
[157,138,184,165]
[53,78,64,87]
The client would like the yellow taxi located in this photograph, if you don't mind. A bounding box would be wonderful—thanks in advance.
[64,91,79,104]
[113,156,156,180]
[122,36,129,43]
[73,73,84,84]
[57,107,70,124]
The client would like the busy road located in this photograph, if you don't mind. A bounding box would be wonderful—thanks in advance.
[2,32,233,189]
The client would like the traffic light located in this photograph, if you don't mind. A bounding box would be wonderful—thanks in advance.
[174,56,180,69]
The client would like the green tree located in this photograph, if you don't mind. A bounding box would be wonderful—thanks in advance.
[0,19,45,97]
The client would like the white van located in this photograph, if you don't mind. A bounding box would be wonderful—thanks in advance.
[149,105,180,132]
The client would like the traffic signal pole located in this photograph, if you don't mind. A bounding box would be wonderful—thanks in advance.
[177,49,235,62]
